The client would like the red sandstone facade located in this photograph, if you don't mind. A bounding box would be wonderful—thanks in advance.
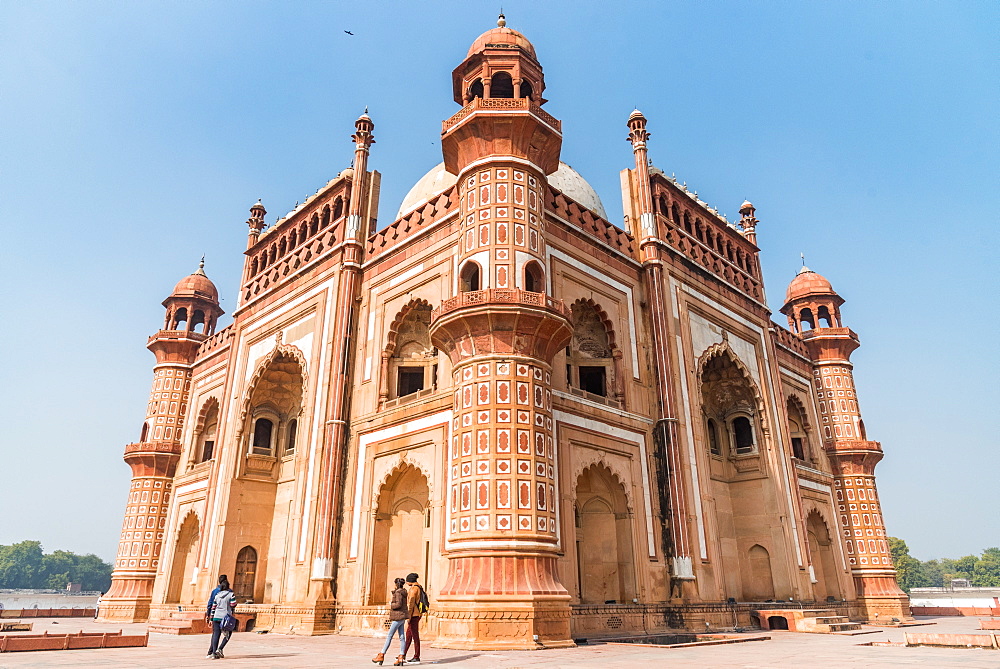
[102,16,909,643]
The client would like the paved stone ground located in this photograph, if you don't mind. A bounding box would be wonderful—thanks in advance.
[1,616,999,668]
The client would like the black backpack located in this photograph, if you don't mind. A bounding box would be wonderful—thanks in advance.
[417,585,430,614]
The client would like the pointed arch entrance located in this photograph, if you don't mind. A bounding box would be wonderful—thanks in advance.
[807,511,842,601]
[166,513,200,603]
[368,464,430,605]
[574,464,635,604]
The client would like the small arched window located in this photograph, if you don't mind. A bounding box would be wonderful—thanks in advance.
[519,80,533,99]
[470,78,484,99]
[817,305,834,328]
[172,307,188,331]
[707,418,721,456]
[732,416,755,454]
[799,308,815,331]
[523,261,544,293]
[251,418,274,455]
[460,262,481,292]
[140,421,149,442]
[491,71,514,98]
[285,418,298,455]
[333,198,344,220]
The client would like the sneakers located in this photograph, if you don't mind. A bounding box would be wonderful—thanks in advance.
[215,651,225,659]
[205,654,216,660]
[407,659,421,664]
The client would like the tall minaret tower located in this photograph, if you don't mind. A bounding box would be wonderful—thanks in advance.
[781,266,910,621]
[428,15,575,649]
[100,262,223,622]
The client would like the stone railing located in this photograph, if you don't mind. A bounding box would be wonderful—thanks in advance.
[123,442,182,456]
[442,97,562,133]
[197,324,234,358]
[367,186,458,257]
[147,330,207,345]
[548,189,635,258]
[432,288,570,321]
[828,439,882,453]
[657,213,764,302]
[770,322,811,359]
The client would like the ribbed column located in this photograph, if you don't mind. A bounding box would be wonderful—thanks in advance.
[102,360,191,622]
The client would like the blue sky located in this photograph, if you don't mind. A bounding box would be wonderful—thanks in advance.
[1,1,996,563]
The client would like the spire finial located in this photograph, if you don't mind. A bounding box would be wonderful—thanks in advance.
[194,255,206,276]
[497,11,506,28]
[801,252,806,267]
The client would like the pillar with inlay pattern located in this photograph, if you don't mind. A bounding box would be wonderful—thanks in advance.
[781,266,910,621]
[427,15,575,649]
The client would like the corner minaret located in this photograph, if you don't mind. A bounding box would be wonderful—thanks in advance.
[625,110,694,589]
[781,267,910,621]
[101,262,223,622]
[429,16,575,649]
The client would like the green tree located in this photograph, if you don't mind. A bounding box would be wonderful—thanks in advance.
[71,554,113,592]
[971,548,1000,588]
[888,537,927,593]
[0,541,44,588]
[921,559,945,587]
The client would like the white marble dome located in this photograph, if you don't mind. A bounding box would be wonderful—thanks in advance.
[396,162,607,220]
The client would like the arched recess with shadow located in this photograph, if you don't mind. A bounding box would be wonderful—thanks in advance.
[807,510,842,602]
[368,464,430,605]
[166,512,200,604]
[574,464,636,604]
[745,544,776,601]
[699,344,791,601]
[379,300,435,407]
[232,345,307,604]
[567,299,624,405]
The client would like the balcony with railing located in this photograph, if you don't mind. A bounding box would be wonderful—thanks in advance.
[431,288,570,322]
[124,442,182,456]
[442,97,562,134]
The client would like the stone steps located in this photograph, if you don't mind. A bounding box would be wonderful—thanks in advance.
[148,611,209,635]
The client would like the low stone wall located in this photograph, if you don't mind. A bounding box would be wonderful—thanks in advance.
[0,591,100,610]
[904,632,999,649]
[0,608,94,619]
[910,606,1000,617]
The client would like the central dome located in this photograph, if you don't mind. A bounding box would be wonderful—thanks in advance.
[397,162,608,221]
[467,15,536,59]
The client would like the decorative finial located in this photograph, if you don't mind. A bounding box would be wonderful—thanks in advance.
[498,12,506,28]
[364,105,369,114]
[801,252,806,267]
[194,255,206,276]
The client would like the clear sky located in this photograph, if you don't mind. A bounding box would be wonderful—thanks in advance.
[1,2,996,563]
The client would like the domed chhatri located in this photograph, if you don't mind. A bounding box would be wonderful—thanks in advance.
[466,14,537,59]
[169,258,219,303]
[784,265,836,305]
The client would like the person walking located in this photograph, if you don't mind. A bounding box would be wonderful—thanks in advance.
[94,592,103,620]
[402,573,425,664]
[205,576,236,659]
[372,578,408,666]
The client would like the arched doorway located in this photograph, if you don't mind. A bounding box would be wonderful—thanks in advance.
[574,464,635,604]
[807,511,842,601]
[233,546,258,602]
[746,544,775,601]
[166,513,200,603]
[369,465,429,605]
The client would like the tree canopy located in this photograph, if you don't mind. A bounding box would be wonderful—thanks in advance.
[0,541,112,592]
[888,537,1000,592]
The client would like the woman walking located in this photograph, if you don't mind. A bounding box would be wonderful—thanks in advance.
[372,578,408,666]
[205,576,236,659]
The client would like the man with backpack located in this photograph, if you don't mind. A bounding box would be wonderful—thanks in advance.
[402,572,428,664]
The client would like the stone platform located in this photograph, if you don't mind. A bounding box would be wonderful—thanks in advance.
[0,616,997,667]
